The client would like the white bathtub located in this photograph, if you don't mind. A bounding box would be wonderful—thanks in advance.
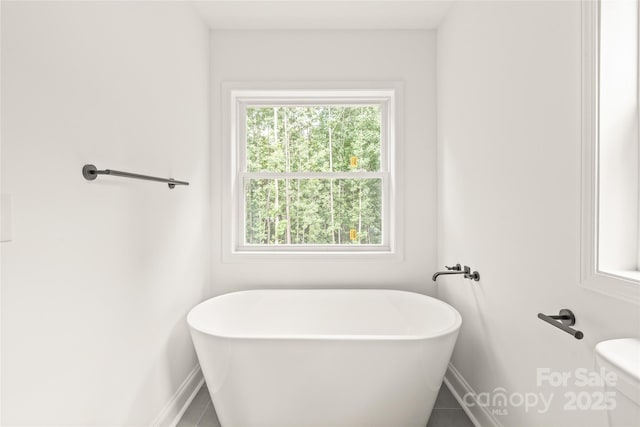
[187,289,461,427]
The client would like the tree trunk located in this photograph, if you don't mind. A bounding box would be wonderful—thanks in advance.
[337,180,342,244]
[284,108,292,244]
[358,181,363,243]
[328,107,336,244]
[273,108,279,244]
[265,187,271,244]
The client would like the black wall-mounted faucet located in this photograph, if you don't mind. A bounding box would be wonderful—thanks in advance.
[432,265,480,282]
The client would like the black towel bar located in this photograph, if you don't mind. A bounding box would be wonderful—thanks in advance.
[537,309,584,340]
[82,164,189,189]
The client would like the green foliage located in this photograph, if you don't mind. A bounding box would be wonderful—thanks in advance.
[245,105,383,245]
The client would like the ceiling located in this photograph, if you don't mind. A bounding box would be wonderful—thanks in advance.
[191,1,455,30]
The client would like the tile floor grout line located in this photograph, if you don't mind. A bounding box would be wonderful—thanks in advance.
[194,400,211,427]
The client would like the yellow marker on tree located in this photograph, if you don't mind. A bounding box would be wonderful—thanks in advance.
[350,229,357,241]
[350,156,358,167]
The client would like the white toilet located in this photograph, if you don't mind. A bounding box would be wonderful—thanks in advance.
[595,339,640,427]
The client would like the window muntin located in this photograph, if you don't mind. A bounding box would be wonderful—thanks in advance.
[232,91,394,253]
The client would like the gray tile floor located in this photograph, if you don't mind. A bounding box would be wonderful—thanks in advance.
[177,384,221,427]
[177,382,474,427]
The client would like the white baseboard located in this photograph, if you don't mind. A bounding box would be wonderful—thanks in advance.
[444,363,503,427]
[151,364,204,427]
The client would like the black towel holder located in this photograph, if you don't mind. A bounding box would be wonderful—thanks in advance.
[82,164,189,189]
[537,309,584,340]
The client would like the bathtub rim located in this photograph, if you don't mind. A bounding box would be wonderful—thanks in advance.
[187,289,462,342]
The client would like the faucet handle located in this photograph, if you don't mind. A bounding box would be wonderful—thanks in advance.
[445,264,462,271]
[463,266,480,281]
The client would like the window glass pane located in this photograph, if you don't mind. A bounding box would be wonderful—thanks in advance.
[246,106,381,173]
[245,178,382,245]
[598,0,639,272]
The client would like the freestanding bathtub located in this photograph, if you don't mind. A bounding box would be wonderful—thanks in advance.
[187,289,461,427]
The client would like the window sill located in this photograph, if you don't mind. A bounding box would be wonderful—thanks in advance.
[580,269,640,306]
[600,269,640,283]
[222,248,403,263]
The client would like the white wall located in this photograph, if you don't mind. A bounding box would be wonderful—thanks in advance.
[1,2,210,425]
[437,2,640,426]
[210,30,437,295]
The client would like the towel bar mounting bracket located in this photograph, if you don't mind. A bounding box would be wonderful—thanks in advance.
[556,309,576,327]
[82,164,98,181]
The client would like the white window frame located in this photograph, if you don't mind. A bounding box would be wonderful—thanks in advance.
[221,82,402,262]
[580,0,640,305]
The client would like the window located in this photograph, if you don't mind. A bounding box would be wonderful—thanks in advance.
[227,88,397,256]
[581,0,640,304]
